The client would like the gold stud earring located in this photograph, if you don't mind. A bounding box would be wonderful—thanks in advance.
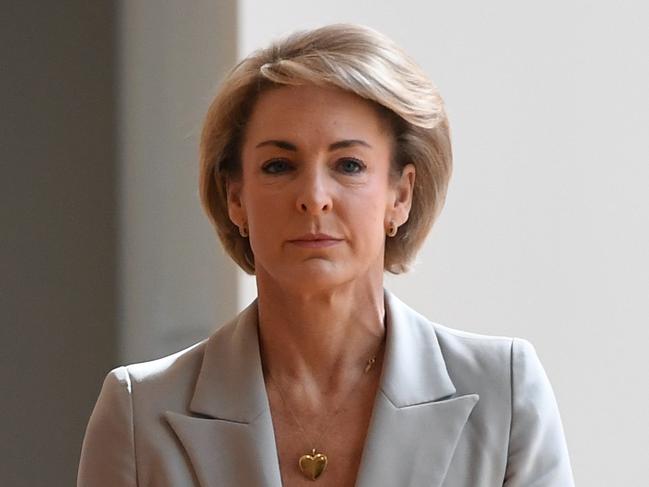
[386,221,397,237]
[239,223,249,238]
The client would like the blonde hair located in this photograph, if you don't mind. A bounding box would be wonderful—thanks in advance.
[199,23,452,274]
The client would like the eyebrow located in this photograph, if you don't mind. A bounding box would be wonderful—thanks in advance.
[254,139,372,151]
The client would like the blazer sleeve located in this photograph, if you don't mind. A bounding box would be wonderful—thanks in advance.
[77,366,137,487]
[503,338,575,487]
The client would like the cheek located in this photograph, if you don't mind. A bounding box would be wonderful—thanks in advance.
[240,182,276,216]
[359,179,392,216]
[345,189,390,245]
[240,187,288,249]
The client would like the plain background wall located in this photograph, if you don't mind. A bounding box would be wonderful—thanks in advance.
[3,1,647,485]
[237,1,649,485]
[117,0,239,364]
[1,2,118,485]
[2,1,239,484]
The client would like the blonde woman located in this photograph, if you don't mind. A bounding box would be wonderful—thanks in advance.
[78,24,575,487]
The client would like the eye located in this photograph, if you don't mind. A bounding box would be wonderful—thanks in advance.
[338,157,365,174]
[262,159,292,174]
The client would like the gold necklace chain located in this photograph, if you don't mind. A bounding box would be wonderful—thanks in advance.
[264,343,383,481]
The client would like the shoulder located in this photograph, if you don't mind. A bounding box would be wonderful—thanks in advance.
[432,322,540,373]
[79,339,211,485]
[386,288,517,355]
[428,318,564,448]
[397,309,574,483]
[432,321,543,376]
[433,320,515,355]
[386,290,545,398]
[107,309,248,409]
[125,338,207,384]
[432,322,546,396]
[94,338,207,417]
[385,289,542,388]
[431,322,515,394]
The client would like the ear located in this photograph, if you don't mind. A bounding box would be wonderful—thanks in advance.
[387,163,416,226]
[226,177,246,227]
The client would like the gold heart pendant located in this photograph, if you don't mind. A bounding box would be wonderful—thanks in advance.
[299,449,328,480]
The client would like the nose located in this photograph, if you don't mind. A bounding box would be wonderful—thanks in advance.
[295,167,333,215]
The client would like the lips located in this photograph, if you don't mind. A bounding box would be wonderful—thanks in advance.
[288,233,343,248]
[291,233,339,241]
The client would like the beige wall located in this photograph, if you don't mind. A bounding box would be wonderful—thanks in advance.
[117,0,239,364]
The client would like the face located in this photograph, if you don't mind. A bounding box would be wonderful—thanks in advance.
[227,84,415,292]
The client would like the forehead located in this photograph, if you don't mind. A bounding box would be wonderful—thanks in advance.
[242,84,393,146]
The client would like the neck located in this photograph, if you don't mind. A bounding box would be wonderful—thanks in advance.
[256,277,386,399]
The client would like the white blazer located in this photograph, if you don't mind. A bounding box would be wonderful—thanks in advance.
[78,290,575,486]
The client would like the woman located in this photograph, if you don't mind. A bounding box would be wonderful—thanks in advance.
[78,24,575,486]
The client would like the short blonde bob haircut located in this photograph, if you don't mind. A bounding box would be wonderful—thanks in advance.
[199,23,452,274]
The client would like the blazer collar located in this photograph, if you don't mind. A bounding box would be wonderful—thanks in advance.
[188,297,268,422]
[165,289,479,487]
[189,289,458,418]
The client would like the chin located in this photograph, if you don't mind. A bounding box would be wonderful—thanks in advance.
[275,259,354,291]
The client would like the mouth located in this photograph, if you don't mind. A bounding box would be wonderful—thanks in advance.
[288,233,343,248]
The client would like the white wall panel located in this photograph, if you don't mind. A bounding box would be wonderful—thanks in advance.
[237,2,649,484]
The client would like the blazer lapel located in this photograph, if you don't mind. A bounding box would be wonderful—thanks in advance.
[165,300,283,487]
[354,291,480,487]
[165,291,479,487]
